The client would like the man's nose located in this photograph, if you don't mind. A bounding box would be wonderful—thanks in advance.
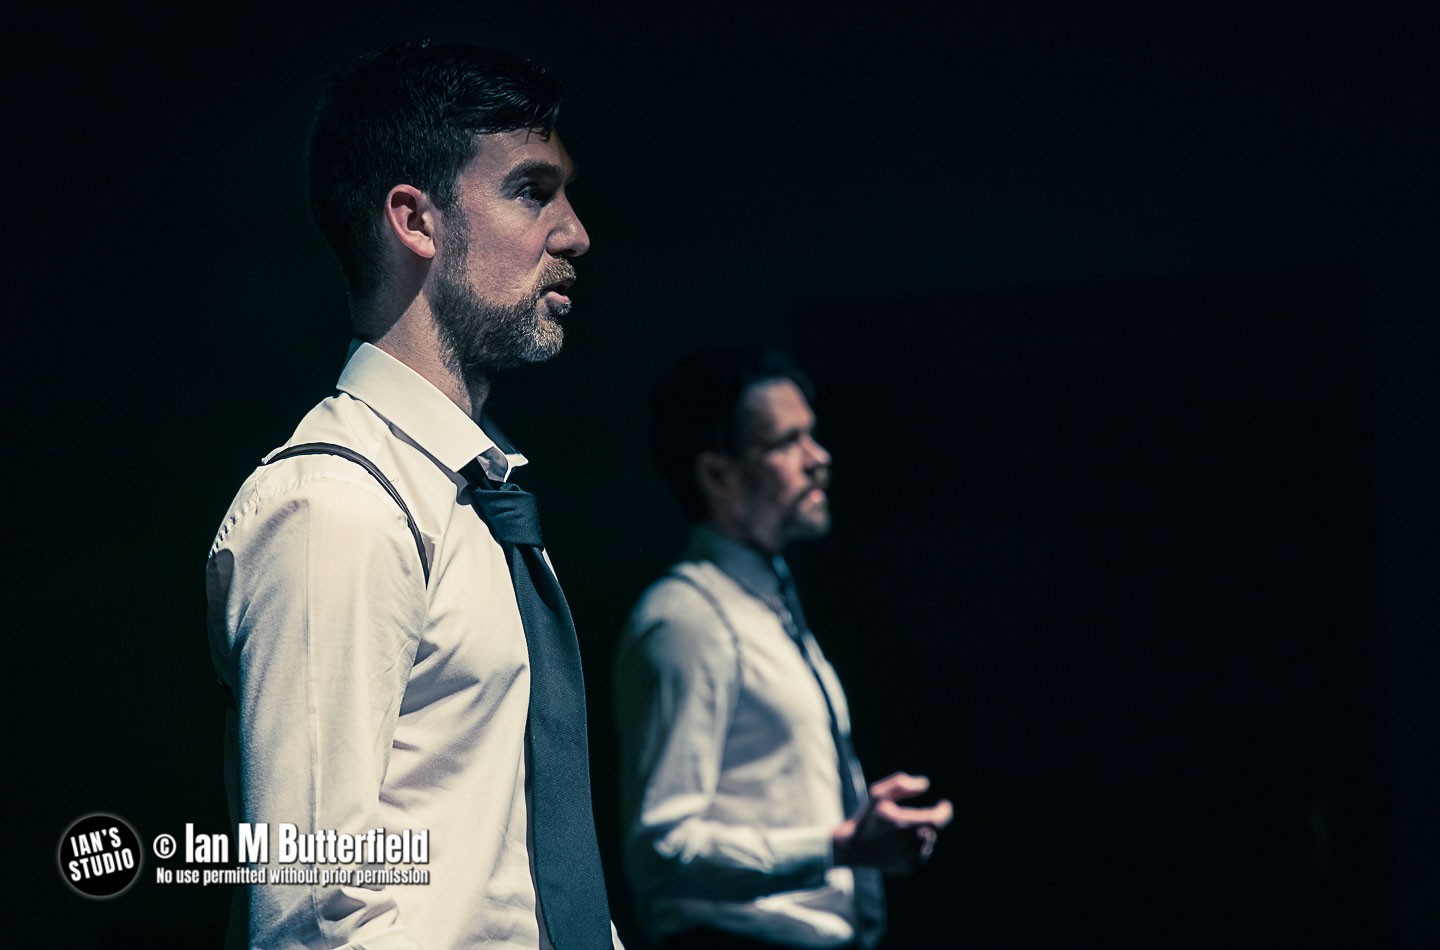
[548,196,590,258]
[804,436,831,470]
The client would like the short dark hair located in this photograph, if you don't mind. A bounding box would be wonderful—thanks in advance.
[307,39,563,307]
[651,346,816,523]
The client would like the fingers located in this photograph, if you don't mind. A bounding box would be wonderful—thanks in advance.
[844,789,952,873]
[868,772,930,803]
[873,797,954,829]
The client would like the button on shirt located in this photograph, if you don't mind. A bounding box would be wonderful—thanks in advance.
[207,342,621,949]
[614,526,857,948]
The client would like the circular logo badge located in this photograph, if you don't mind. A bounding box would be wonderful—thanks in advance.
[58,814,143,898]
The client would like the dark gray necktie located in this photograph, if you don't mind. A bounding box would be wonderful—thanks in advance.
[771,556,888,949]
[462,460,612,949]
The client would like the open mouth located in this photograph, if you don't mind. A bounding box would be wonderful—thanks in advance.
[539,259,577,297]
[538,272,575,313]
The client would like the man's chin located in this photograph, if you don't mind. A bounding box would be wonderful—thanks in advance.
[487,320,564,373]
[527,324,564,366]
[786,511,832,544]
[530,321,564,359]
[519,303,565,358]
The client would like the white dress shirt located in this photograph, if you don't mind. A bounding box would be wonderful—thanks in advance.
[207,342,621,949]
[614,525,857,947]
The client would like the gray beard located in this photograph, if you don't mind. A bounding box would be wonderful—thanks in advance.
[784,508,832,544]
[430,248,568,390]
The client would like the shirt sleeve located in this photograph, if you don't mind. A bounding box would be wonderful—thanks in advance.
[614,578,833,905]
[208,465,427,949]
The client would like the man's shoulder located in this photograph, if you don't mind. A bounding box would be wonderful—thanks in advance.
[270,389,412,465]
[209,393,425,555]
[621,560,749,657]
[631,560,738,618]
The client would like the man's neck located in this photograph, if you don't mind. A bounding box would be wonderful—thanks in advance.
[368,324,492,424]
[686,524,787,601]
[705,519,782,557]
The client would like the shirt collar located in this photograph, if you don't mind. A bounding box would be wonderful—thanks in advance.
[336,341,529,483]
[682,523,784,601]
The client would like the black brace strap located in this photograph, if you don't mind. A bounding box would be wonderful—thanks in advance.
[264,441,431,583]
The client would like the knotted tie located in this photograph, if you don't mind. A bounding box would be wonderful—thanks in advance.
[461,460,611,949]
[772,555,888,950]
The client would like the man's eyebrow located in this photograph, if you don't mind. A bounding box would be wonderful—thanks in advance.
[760,426,806,449]
[501,159,577,187]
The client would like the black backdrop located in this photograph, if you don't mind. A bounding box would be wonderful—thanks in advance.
[11,3,1436,948]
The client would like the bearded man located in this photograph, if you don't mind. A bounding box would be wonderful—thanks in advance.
[206,40,620,950]
[614,347,952,950]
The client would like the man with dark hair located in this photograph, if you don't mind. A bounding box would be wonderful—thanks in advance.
[207,40,619,948]
[614,347,953,949]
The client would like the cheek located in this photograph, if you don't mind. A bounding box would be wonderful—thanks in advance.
[766,464,807,501]
[468,255,536,297]
[742,467,781,506]
[468,222,546,283]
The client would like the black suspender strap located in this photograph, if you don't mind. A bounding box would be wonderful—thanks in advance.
[264,441,430,584]
[217,441,429,712]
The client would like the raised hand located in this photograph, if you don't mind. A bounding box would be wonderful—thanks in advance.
[832,772,954,874]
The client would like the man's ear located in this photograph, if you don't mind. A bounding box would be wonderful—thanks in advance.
[696,451,737,505]
[382,184,438,261]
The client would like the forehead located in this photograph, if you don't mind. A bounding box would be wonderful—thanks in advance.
[458,128,575,185]
[739,379,814,442]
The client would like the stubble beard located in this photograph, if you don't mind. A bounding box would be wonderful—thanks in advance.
[775,479,832,548]
[786,496,832,543]
[430,222,573,392]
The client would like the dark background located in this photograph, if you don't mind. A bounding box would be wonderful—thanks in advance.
[12,3,1436,948]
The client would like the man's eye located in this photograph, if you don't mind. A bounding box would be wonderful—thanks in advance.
[768,434,802,453]
[517,183,549,205]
